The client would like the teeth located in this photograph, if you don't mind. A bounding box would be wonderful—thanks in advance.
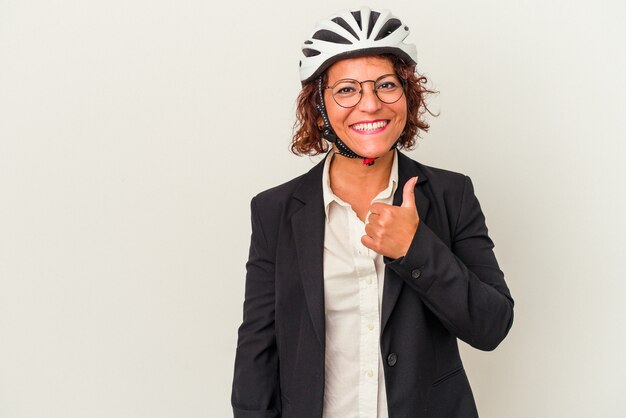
[352,121,387,131]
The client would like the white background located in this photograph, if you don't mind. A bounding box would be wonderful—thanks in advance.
[1,0,625,417]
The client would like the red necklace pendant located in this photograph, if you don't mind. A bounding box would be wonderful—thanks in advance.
[363,158,376,166]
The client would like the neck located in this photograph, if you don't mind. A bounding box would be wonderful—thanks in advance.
[329,149,395,193]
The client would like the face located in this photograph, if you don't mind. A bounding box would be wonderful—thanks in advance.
[324,56,407,159]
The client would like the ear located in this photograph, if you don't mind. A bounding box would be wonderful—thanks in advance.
[317,117,324,130]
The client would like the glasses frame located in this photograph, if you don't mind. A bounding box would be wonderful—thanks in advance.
[324,73,406,109]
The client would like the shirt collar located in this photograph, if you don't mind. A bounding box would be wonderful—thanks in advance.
[322,150,399,220]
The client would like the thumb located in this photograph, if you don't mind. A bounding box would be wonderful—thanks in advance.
[401,176,419,209]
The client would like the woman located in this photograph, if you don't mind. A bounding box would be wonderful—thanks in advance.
[232,7,513,418]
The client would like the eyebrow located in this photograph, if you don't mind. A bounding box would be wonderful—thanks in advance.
[327,74,396,85]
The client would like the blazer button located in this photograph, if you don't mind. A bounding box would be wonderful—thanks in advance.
[387,353,398,367]
[411,269,421,279]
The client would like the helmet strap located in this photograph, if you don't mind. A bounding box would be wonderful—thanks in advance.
[316,77,399,167]
[317,78,379,166]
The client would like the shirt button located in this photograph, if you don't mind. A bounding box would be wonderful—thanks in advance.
[365,277,372,285]
[411,269,422,279]
[367,369,374,378]
[368,323,374,331]
[387,352,398,367]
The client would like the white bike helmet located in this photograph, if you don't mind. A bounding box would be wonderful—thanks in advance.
[299,7,418,84]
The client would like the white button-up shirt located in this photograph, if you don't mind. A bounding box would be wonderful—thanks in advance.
[321,150,398,418]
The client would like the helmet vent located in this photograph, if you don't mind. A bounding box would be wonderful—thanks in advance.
[350,11,362,30]
[302,48,321,57]
[367,11,381,38]
[304,40,313,45]
[312,29,352,44]
[331,17,359,39]
[375,18,402,40]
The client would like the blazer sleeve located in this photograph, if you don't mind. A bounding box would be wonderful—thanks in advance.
[387,175,514,351]
[231,197,281,418]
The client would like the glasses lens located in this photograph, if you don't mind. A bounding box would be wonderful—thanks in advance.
[331,80,361,108]
[375,75,404,104]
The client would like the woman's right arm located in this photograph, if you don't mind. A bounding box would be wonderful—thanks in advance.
[231,197,281,418]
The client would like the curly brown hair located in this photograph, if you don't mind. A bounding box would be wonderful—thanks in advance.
[290,54,436,156]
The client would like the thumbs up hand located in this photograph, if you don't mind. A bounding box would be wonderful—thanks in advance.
[361,176,420,259]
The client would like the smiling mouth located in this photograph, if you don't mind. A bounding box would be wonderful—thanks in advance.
[350,120,389,133]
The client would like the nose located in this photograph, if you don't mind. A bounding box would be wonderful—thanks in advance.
[357,82,382,113]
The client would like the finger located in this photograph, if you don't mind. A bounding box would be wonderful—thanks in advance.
[361,234,379,252]
[365,211,381,225]
[368,202,388,215]
[364,222,379,239]
[401,176,419,209]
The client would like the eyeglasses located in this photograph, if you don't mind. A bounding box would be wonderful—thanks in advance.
[324,74,406,108]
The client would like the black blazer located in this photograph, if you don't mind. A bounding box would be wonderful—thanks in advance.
[232,151,514,418]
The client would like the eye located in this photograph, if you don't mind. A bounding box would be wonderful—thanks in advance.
[337,86,357,94]
[333,82,359,96]
[376,80,398,90]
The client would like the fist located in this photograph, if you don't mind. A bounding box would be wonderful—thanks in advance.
[361,176,420,259]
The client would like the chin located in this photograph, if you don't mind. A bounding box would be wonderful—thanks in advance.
[348,140,397,159]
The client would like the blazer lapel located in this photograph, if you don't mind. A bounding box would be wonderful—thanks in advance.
[291,159,327,348]
[381,152,430,333]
